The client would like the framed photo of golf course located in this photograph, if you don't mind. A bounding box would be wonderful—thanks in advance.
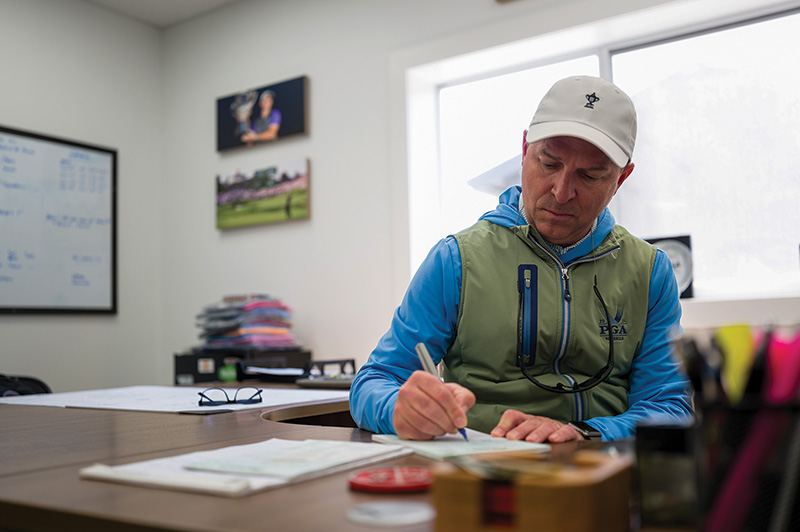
[215,158,310,229]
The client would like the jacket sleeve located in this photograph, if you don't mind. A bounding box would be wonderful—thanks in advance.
[586,249,694,440]
[348,237,462,434]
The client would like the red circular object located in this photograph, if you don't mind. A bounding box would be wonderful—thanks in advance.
[348,466,434,493]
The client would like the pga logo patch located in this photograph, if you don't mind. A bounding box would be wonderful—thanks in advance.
[599,306,627,341]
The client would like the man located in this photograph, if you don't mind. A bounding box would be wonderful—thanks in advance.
[241,90,282,146]
[349,76,693,443]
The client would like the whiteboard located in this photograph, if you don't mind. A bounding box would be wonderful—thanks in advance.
[0,125,116,313]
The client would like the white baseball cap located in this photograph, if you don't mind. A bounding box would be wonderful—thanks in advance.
[527,76,637,167]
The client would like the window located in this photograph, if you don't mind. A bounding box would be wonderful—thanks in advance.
[432,57,598,265]
[611,12,800,298]
[416,8,800,302]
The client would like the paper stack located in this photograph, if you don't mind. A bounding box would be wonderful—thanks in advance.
[80,438,411,498]
[196,294,300,350]
[373,428,549,459]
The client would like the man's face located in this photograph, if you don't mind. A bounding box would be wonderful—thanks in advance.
[521,135,633,246]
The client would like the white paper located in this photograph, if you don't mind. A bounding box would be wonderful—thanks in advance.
[244,366,305,376]
[184,439,410,480]
[80,438,411,498]
[0,385,350,413]
[372,428,549,459]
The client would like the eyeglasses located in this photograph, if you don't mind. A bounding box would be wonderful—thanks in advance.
[517,273,615,394]
[197,386,263,407]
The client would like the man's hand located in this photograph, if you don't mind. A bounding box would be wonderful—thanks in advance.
[393,371,475,440]
[490,409,583,443]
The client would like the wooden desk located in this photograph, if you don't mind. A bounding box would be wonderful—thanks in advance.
[0,394,435,532]
[0,397,629,532]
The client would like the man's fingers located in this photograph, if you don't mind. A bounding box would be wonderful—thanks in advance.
[409,372,469,430]
[445,382,475,428]
[490,410,580,444]
[506,417,550,442]
[395,384,450,435]
[392,409,437,440]
[393,371,469,439]
[547,422,582,443]
[490,409,526,437]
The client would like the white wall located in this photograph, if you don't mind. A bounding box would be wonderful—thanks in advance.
[157,0,678,383]
[0,0,163,392]
[4,0,795,392]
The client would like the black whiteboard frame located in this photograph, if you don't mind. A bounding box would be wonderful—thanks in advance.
[0,124,117,315]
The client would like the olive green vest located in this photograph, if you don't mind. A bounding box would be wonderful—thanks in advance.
[442,220,656,434]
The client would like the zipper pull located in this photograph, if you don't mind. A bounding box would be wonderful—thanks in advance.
[519,265,534,293]
[517,264,538,368]
[562,268,571,302]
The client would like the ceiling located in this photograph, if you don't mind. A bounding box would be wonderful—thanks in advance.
[85,0,242,28]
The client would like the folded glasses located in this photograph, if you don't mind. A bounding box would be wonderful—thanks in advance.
[197,386,263,407]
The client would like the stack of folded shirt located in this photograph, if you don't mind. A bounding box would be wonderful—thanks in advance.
[196,294,299,350]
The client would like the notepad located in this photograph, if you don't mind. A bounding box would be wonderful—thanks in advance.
[183,439,409,479]
[372,428,549,459]
[80,439,411,497]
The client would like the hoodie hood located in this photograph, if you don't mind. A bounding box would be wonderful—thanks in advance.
[479,186,617,262]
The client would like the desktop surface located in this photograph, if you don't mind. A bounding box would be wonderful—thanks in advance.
[0,391,643,532]
[0,393,424,532]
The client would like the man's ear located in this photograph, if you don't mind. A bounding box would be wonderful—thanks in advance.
[614,163,635,193]
[522,130,528,162]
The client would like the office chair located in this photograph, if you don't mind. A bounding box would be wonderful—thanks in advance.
[0,374,52,396]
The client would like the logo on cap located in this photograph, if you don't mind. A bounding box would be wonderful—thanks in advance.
[584,92,600,109]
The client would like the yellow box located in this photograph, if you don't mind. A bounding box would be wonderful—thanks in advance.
[432,450,634,532]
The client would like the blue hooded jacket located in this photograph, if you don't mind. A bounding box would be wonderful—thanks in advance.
[349,186,693,440]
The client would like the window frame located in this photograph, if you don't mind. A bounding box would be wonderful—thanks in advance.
[392,0,800,331]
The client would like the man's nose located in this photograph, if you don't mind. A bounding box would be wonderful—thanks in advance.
[551,171,576,203]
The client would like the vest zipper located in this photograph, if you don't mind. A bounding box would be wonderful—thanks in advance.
[562,267,571,301]
[525,238,579,417]
[525,232,620,421]
[517,265,537,367]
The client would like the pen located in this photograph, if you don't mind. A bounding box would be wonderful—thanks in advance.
[415,343,468,441]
